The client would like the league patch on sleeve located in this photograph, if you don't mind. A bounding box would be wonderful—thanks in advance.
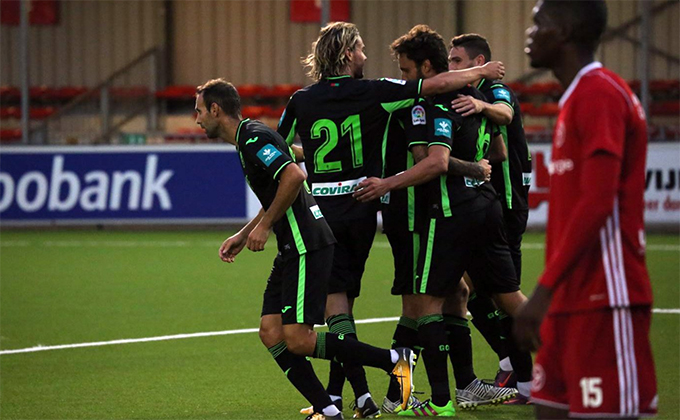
[381,77,407,85]
[411,105,426,125]
[434,118,452,138]
[256,145,283,167]
[493,88,511,102]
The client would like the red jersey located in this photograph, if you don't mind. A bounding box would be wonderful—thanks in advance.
[540,62,653,314]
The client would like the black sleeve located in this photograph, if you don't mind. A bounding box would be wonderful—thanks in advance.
[277,93,298,146]
[371,78,423,113]
[241,131,294,180]
[426,102,457,150]
[486,82,515,113]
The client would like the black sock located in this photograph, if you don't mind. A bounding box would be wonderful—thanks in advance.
[499,316,533,382]
[467,292,508,360]
[417,314,450,406]
[326,314,369,399]
[268,341,332,413]
[314,332,393,372]
[444,315,476,389]
[386,316,421,401]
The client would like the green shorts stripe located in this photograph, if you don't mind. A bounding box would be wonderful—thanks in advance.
[420,219,436,294]
[296,253,306,323]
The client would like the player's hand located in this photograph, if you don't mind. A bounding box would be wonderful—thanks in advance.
[353,177,388,202]
[246,222,271,252]
[475,158,492,181]
[481,61,505,80]
[513,284,552,352]
[219,234,247,263]
[452,94,485,117]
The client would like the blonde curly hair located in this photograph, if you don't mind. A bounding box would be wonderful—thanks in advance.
[303,22,361,81]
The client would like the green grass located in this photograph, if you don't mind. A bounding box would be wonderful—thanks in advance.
[1,230,678,419]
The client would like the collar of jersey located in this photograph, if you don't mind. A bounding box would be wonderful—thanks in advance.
[559,61,603,108]
[324,75,352,80]
[477,78,486,90]
[235,118,251,147]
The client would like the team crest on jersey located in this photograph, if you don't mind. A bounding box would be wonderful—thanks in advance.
[434,118,452,138]
[256,145,282,167]
[382,77,407,85]
[493,88,511,102]
[411,105,426,125]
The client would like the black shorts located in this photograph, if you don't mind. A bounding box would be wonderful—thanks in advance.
[326,215,377,298]
[415,199,519,297]
[261,245,334,326]
[385,227,420,295]
[503,207,528,282]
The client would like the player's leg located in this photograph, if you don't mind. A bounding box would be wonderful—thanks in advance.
[259,254,341,418]
[383,229,422,413]
[444,279,518,409]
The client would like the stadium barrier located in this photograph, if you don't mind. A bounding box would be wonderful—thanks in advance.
[0,143,677,229]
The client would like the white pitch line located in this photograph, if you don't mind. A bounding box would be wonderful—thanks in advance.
[1,312,677,356]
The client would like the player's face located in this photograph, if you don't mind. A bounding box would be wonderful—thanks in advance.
[447,46,475,71]
[349,37,366,79]
[525,0,563,69]
[195,94,219,139]
[398,54,423,81]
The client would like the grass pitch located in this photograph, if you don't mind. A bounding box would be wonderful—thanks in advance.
[1,230,678,419]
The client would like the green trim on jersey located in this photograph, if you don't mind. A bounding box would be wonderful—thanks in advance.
[407,152,415,231]
[420,219,436,294]
[381,113,394,178]
[475,117,490,162]
[381,98,416,114]
[429,142,452,150]
[286,208,308,254]
[284,118,298,146]
[440,176,452,217]
[296,253,306,323]
[500,125,513,209]
[418,79,423,96]
[477,78,486,90]
[412,232,420,294]
[273,160,293,180]
[325,75,351,80]
[236,118,250,144]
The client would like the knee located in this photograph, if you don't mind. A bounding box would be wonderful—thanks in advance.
[284,333,315,356]
[259,322,284,348]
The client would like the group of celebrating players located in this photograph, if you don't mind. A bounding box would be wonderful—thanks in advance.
[197,1,658,419]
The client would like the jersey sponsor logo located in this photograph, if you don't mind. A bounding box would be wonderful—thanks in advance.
[523,172,532,186]
[381,77,407,85]
[464,177,484,188]
[245,136,259,145]
[434,118,452,138]
[309,204,324,219]
[256,145,282,167]
[311,177,366,196]
[554,120,566,148]
[548,159,574,175]
[380,191,391,204]
[493,88,511,102]
[411,105,426,125]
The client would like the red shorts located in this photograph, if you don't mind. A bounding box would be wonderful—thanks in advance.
[531,307,658,418]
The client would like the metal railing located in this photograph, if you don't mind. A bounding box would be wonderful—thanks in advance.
[30,47,161,145]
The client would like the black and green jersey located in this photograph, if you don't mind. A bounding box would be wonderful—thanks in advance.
[477,79,532,210]
[277,75,422,221]
[382,102,427,233]
[408,86,497,218]
[236,119,336,259]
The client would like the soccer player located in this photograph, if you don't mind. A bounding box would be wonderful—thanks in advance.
[277,21,505,417]
[355,25,521,416]
[448,33,534,402]
[377,25,513,414]
[196,79,417,420]
[515,1,658,418]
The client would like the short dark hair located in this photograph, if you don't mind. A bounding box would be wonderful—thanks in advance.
[391,25,449,74]
[196,78,241,119]
[543,0,608,53]
[450,33,491,63]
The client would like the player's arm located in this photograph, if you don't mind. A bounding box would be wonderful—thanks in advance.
[452,95,513,125]
[290,144,305,162]
[421,61,505,96]
[277,96,298,146]
[247,163,306,251]
[448,157,491,181]
[515,151,621,351]
[354,145,449,202]
[219,209,265,263]
[487,133,507,164]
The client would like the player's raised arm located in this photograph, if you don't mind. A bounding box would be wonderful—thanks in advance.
[421,61,505,96]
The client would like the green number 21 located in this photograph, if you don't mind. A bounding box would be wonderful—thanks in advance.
[311,115,363,174]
